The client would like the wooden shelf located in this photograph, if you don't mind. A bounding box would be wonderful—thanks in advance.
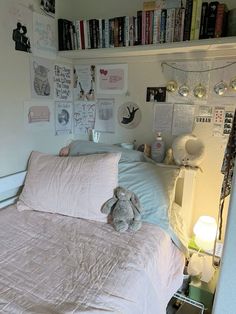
[58,37,236,60]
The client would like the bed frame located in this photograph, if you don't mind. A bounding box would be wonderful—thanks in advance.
[0,168,197,236]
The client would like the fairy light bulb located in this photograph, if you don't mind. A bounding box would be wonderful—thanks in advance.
[194,83,207,99]
[230,77,236,91]
[214,81,228,96]
[166,80,178,92]
[178,84,190,97]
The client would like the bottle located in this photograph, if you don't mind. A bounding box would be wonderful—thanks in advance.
[151,132,165,163]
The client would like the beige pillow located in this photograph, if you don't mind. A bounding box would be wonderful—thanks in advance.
[17,151,121,222]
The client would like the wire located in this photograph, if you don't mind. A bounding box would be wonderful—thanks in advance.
[162,61,236,73]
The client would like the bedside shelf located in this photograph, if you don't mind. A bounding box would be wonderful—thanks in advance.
[58,37,236,60]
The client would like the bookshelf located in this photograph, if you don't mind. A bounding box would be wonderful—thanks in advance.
[58,36,236,60]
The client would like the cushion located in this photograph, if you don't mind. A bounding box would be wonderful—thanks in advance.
[68,140,145,163]
[17,151,121,222]
[118,161,188,253]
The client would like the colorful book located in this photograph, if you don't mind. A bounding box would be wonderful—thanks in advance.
[190,0,197,40]
[199,2,208,39]
[194,0,203,40]
[206,1,219,38]
[214,3,228,38]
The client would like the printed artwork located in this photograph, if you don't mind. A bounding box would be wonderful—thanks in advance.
[30,56,53,99]
[54,64,73,101]
[96,64,128,95]
[74,65,96,101]
[40,0,55,18]
[24,101,54,131]
[55,102,73,135]
[118,102,141,129]
[33,12,56,58]
[73,101,96,135]
[94,98,115,133]
[9,3,33,53]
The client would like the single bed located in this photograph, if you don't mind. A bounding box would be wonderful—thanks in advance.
[0,141,196,314]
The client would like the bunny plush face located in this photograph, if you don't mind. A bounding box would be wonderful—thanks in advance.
[115,187,132,201]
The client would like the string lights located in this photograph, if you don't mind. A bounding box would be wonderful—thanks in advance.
[162,61,236,98]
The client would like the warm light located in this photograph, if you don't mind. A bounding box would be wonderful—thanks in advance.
[193,216,217,252]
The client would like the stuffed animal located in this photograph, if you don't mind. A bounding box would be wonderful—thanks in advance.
[101,186,143,232]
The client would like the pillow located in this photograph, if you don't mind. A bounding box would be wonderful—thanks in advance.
[68,140,145,163]
[118,161,188,253]
[17,151,121,222]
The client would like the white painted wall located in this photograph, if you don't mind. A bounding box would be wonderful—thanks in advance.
[0,0,71,177]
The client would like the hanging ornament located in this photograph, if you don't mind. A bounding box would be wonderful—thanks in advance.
[166,80,178,92]
[230,77,236,91]
[193,83,207,99]
[178,84,190,97]
[214,81,228,96]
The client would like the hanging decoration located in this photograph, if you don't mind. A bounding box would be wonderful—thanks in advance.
[118,102,141,129]
[214,81,228,96]
[166,80,178,93]
[193,83,207,99]
[230,77,236,91]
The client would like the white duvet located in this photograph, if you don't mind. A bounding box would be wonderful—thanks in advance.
[0,206,184,314]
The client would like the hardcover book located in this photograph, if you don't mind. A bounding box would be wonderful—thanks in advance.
[199,2,208,39]
[183,0,193,41]
[214,3,228,38]
[206,1,219,38]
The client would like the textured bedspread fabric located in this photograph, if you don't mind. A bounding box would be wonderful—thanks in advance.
[0,206,184,314]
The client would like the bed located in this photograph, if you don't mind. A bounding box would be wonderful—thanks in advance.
[0,141,196,314]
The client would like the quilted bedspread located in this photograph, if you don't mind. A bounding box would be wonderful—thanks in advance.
[0,206,184,314]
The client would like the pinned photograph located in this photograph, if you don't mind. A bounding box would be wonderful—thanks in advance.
[146,87,166,102]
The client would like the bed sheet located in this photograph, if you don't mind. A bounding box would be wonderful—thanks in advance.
[0,206,184,314]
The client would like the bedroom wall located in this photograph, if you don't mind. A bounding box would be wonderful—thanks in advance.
[58,0,236,235]
[0,0,71,178]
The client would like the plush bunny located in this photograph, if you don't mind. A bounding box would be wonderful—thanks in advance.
[101,186,143,232]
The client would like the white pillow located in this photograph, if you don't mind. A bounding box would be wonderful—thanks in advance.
[17,151,121,222]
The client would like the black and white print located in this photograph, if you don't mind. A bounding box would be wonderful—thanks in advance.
[40,0,55,18]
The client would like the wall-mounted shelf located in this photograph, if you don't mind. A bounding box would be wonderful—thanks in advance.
[58,37,236,60]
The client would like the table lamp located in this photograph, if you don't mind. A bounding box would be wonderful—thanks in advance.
[193,216,217,253]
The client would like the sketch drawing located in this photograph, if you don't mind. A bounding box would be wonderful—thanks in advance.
[33,61,50,96]
[12,22,31,52]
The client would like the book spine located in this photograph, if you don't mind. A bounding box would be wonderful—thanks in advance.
[80,20,85,49]
[109,18,114,48]
[113,17,119,47]
[99,19,103,48]
[124,16,130,47]
[166,9,175,43]
[74,20,81,49]
[199,2,208,39]
[194,0,203,39]
[149,10,154,44]
[72,21,79,50]
[183,0,193,41]
[174,8,181,42]
[190,0,197,40]
[160,9,167,43]
[65,20,72,50]
[206,1,219,38]
[141,10,146,45]
[58,19,65,51]
[179,8,185,41]
[83,20,88,49]
[104,19,109,48]
[118,16,125,47]
[145,11,150,44]
[101,19,106,48]
[86,20,91,49]
[214,3,225,38]
[137,10,142,45]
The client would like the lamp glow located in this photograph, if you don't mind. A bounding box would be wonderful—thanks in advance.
[193,216,217,252]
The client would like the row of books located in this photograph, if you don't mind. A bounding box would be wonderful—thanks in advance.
[58,1,230,51]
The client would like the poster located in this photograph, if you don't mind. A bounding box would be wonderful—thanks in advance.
[30,56,54,99]
[33,12,56,58]
[153,103,173,133]
[96,64,128,95]
[40,0,55,18]
[54,64,73,101]
[118,102,141,129]
[172,104,195,136]
[74,65,95,101]
[24,101,53,131]
[73,101,96,135]
[94,98,115,133]
[8,2,33,53]
[55,102,73,135]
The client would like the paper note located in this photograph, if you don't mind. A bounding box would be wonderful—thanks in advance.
[94,98,115,133]
[153,103,173,133]
[172,104,195,136]
[73,101,96,135]
[54,64,73,101]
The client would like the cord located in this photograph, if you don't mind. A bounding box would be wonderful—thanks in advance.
[162,61,236,73]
